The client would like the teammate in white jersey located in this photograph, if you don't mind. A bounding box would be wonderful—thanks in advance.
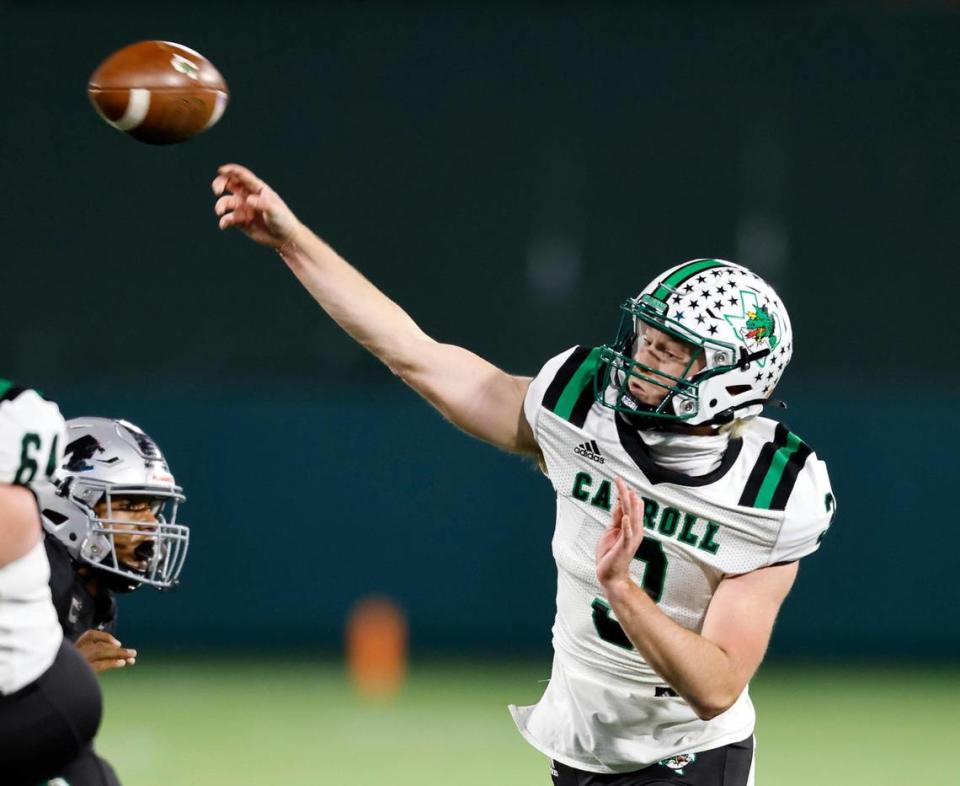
[0,382,103,785]
[213,165,835,785]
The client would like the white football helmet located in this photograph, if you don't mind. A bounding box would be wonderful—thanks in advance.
[596,258,793,426]
[39,417,189,591]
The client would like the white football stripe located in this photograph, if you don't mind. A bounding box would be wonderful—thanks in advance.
[203,91,229,130]
[163,41,204,59]
[109,88,151,131]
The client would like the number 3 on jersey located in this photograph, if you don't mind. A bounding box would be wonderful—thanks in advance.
[14,432,59,485]
[591,538,668,650]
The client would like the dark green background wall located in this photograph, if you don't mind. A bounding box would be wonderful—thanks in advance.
[3,3,957,657]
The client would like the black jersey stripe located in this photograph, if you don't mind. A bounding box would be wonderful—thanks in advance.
[738,423,790,506]
[768,442,814,511]
[0,383,27,403]
[566,361,606,428]
[543,346,605,425]
[753,429,808,509]
[567,380,597,428]
[542,346,592,412]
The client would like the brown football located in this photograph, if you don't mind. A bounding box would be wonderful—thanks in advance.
[88,41,229,145]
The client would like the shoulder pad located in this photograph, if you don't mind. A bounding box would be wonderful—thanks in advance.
[738,422,814,511]
[770,453,835,563]
[537,346,604,428]
[0,383,66,486]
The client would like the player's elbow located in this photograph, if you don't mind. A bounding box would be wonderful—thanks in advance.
[689,688,739,721]
[692,702,730,722]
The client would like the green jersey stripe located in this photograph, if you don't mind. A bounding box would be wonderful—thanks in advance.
[651,259,726,301]
[768,441,814,511]
[542,347,593,412]
[753,430,807,509]
[552,347,604,422]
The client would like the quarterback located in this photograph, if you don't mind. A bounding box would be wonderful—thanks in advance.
[213,164,834,784]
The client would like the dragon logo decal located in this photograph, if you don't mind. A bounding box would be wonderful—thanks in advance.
[722,290,780,367]
[744,306,778,349]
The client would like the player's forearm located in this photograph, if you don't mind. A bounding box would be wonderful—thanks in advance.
[276,222,434,371]
[604,579,743,720]
[275,223,535,453]
[0,485,42,566]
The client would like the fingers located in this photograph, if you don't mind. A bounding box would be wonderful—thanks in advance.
[92,657,134,673]
[76,629,118,645]
[614,478,629,521]
[212,173,245,197]
[214,194,242,217]
[615,477,633,522]
[88,645,137,662]
[610,498,623,530]
[614,478,645,546]
[214,181,278,230]
[245,193,268,210]
[213,163,265,195]
[630,487,644,532]
[76,632,137,669]
[215,193,259,230]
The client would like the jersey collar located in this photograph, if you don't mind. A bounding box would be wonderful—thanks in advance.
[614,413,743,486]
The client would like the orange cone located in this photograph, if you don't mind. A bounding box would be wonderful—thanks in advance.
[346,595,408,699]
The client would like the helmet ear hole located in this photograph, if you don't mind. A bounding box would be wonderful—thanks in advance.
[725,384,751,397]
[42,508,69,526]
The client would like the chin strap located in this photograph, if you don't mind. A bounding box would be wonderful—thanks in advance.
[92,566,142,594]
[737,346,771,369]
[704,396,789,427]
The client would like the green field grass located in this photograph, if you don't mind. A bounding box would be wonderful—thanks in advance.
[96,658,959,785]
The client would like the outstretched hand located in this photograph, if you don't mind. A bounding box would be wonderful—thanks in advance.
[596,477,645,592]
[74,629,137,674]
[212,164,302,249]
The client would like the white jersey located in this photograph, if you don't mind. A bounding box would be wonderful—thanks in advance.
[0,382,66,695]
[509,347,835,773]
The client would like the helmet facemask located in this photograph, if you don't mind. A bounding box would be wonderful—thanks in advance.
[80,485,190,591]
[596,294,751,424]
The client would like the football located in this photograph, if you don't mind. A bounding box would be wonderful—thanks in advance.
[88,41,229,145]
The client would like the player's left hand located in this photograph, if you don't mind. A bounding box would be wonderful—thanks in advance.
[74,629,137,673]
[596,478,645,592]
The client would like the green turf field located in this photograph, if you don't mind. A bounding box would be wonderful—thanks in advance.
[96,658,958,785]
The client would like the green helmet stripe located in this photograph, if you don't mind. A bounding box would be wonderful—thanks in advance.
[652,259,727,301]
[552,347,604,422]
[0,380,12,399]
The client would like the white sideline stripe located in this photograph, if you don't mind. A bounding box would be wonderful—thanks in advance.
[204,91,229,129]
[108,88,151,131]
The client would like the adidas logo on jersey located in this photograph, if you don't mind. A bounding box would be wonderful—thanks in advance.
[574,440,605,464]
